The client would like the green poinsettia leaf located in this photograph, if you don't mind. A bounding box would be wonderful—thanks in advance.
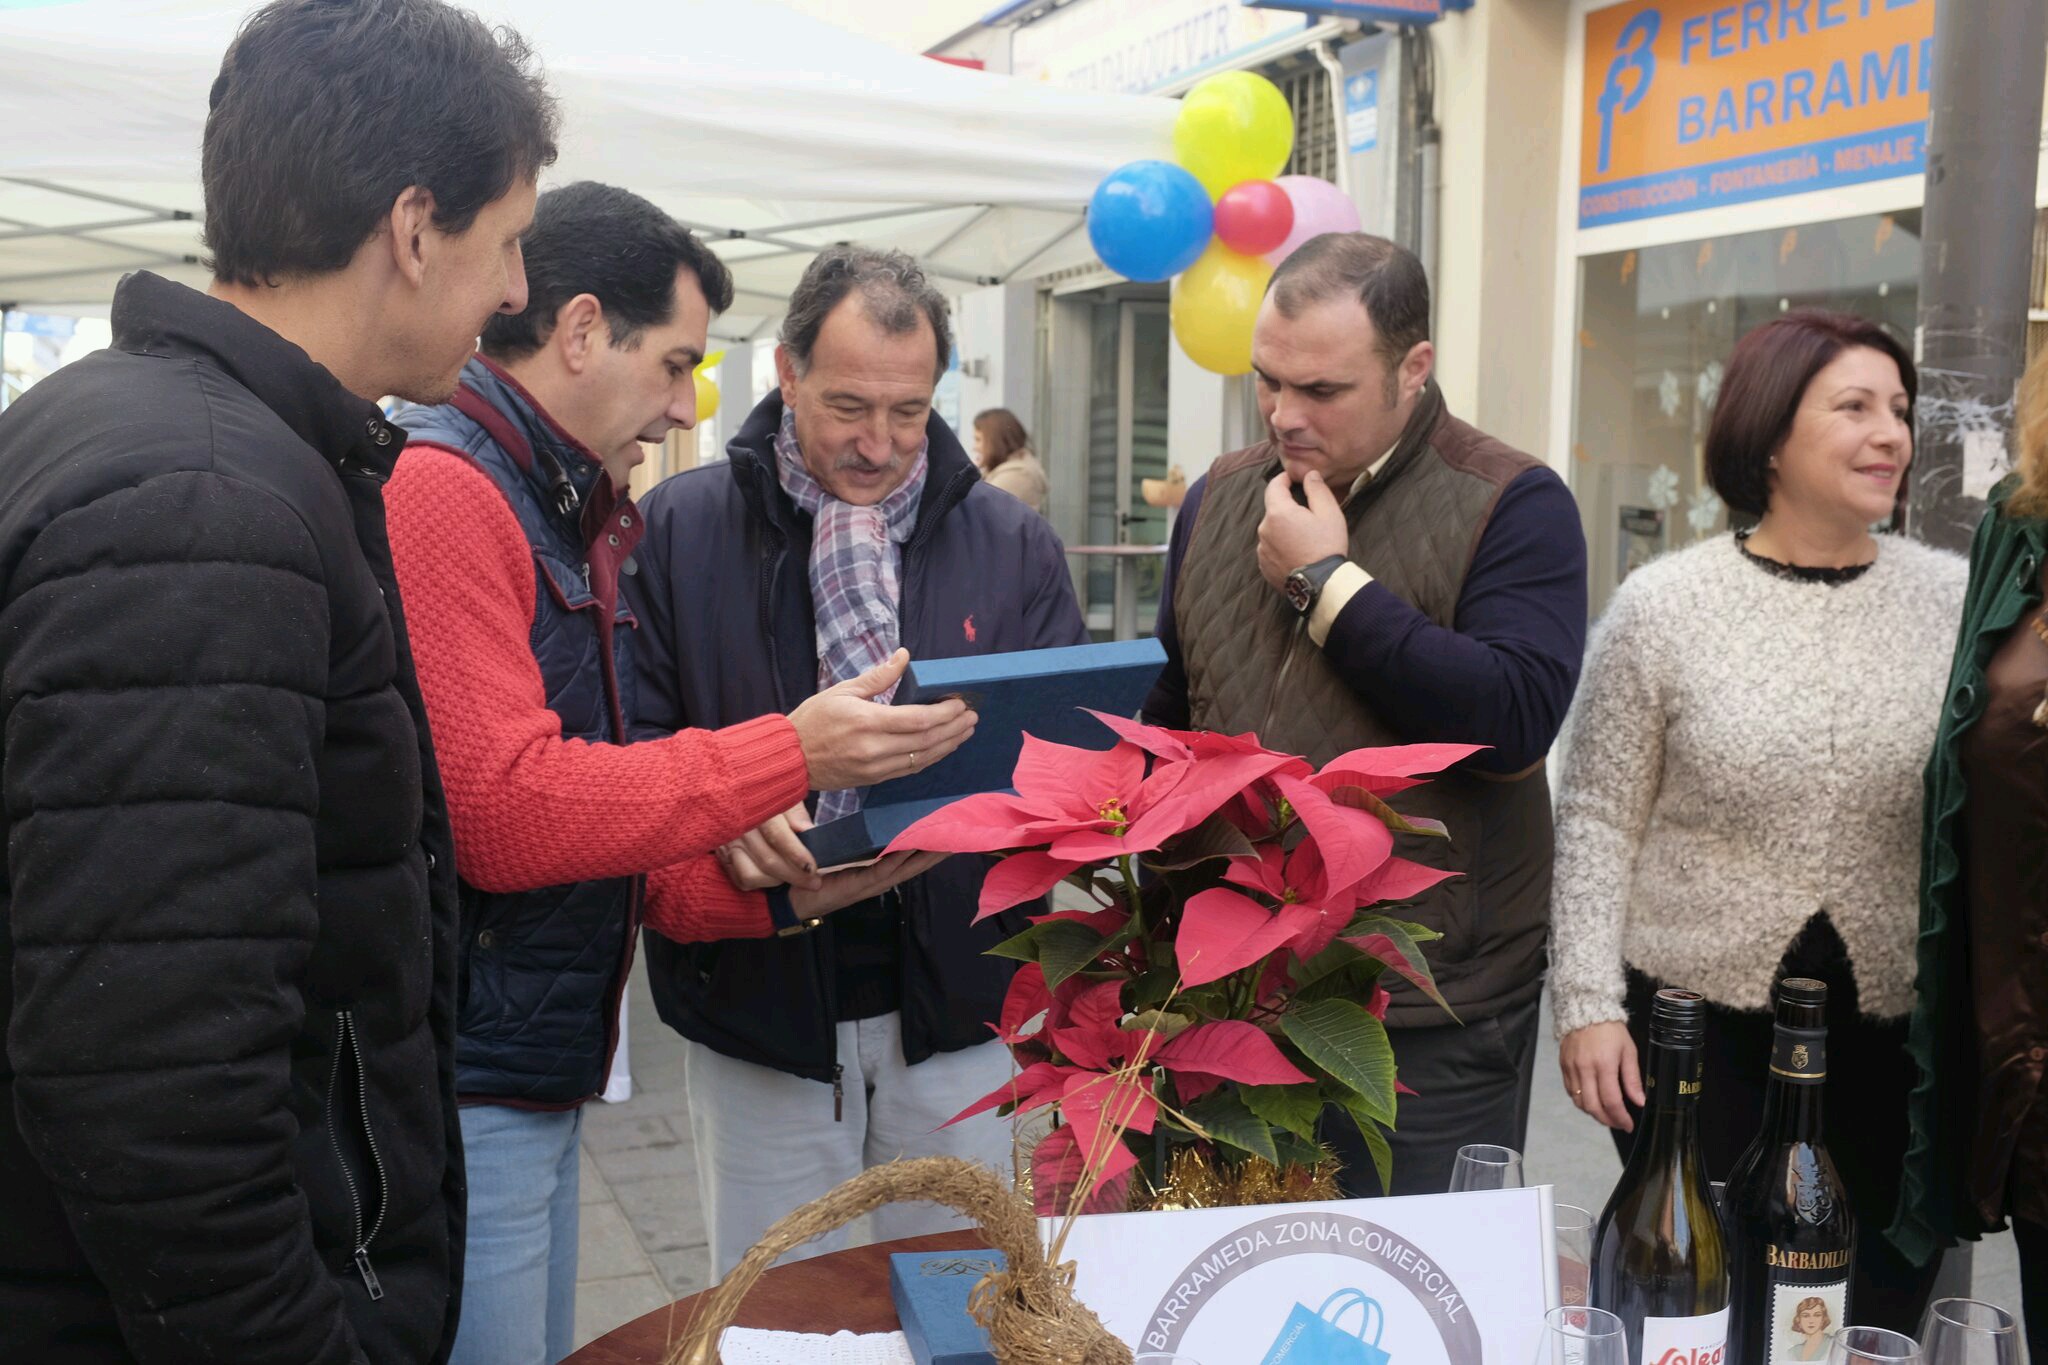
[988,919,1106,988]
[1145,812,1259,871]
[1182,1090,1280,1168]
[1294,954,1386,1008]
[1342,915,1454,1018]
[1281,998,1397,1127]
[1336,1096,1395,1195]
[1272,1129,1328,1172]
[1242,1083,1323,1142]
[1122,1009,1195,1042]
[1327,787,1451,839]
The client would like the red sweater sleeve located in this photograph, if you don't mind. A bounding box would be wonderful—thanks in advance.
[386,444,810,893]
[643,854,776,942]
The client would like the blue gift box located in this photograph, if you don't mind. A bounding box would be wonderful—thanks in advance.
[889,1249,1007,1365]
[798,638,1167,869]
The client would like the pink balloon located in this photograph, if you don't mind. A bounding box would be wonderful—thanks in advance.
[1263,175,1363,267]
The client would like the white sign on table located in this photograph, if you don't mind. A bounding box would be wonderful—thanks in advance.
[1054,1186,1558,1364]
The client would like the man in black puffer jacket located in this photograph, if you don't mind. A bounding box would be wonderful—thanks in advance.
[632,247,1088,1281]
[0,3,557,1361]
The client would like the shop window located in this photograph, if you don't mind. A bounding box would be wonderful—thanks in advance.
[1570,210,1922,618]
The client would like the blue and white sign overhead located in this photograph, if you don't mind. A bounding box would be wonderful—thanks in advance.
[1345,70,1380,151]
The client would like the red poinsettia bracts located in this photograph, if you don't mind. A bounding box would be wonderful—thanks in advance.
[898,714,1479,1213]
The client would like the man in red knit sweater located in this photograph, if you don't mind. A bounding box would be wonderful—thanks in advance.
[384,183,962,1365]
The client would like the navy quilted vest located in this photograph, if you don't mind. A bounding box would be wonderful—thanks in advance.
[399,356,639,1108]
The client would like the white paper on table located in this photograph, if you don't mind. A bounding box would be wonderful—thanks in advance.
[1054,1185,1558,1363]
[716,1328,914,1364]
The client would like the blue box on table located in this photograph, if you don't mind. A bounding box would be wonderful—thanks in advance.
[797,637,1167,869]
[889,1248,1007,1365]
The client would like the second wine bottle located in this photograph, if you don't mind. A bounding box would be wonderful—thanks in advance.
[1723,977,1854,1365]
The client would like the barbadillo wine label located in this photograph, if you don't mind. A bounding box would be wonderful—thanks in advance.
[1763,1245,1850,1271]
[1765,1279,1846,1364]
[1638,1305,1728,1364]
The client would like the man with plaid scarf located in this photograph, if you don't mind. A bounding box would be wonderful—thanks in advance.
[631,247,1088,1278]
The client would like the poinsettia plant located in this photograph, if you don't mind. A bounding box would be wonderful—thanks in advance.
[883,712,1477,1217]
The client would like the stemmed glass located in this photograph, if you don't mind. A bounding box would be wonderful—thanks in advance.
[1916,1298,2021,1365]
[1554,1203,1594,1307]
[1532,1305,1628,1365]
[1826,1326,1925,1364]
[1448,1143,1525,1191]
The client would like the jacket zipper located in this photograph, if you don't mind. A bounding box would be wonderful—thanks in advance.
[760,525,845,1104]
[1259,617,1308,742]
[329,1010,389,1299]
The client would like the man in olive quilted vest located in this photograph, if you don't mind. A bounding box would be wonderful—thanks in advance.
[1144,233,1589,1196]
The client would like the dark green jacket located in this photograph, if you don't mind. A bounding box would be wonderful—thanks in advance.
[1891,478,2047,1265]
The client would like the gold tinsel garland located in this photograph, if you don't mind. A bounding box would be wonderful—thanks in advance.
[1128,1145,1344,1212]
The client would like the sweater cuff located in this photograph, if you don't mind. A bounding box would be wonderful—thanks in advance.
[643,860,777,943]
[709,713,811,815]
[1551,987,1630,1040]
[1308,561,1373,648]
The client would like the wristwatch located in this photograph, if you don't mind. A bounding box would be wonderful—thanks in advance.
[1283,555,1350,617]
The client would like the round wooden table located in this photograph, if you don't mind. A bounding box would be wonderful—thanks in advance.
[566,1231,982,1363]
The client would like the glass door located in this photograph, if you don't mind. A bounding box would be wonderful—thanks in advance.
[1080,298,1171,639]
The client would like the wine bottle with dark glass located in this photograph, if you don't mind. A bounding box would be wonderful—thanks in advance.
[1724,977,1855,1365]
[1592,988,1730,1364]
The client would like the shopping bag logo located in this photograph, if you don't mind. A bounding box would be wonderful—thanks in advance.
[1261,1288,1392,1365]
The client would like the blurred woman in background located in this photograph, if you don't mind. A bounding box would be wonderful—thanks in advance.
[973,407,1046,513]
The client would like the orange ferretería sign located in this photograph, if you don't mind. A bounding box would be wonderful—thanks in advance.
[1579,0,1934,227]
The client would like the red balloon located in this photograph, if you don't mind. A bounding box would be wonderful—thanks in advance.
[1212,180,1296,256]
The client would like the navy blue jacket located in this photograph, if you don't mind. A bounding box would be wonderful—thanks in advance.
[630,393,1088,1083]
[399,357,640,1109]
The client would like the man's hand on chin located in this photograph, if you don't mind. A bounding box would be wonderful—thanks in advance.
[1257,469,1348,591]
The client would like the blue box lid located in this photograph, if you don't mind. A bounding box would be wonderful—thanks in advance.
[890,1249,1006,1365]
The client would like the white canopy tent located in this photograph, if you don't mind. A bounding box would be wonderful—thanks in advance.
[0,0,1176,342]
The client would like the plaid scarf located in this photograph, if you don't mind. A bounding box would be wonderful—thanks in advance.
[774,406,929,818]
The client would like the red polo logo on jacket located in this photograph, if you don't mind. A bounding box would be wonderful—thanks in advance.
[963,614,977,643]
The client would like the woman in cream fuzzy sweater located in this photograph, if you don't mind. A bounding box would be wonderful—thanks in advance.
[1550,311,1965,1330]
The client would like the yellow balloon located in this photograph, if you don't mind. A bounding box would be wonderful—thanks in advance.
[698,349,726,371]
[1173,72,1295,200]
[1170,241,1273,376]
[694,370,720,422]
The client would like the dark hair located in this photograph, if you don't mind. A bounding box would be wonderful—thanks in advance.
[203,0,559,285]
[973,408,1030,471]
[479,182,734,361]
[779,246,953,384]
[1267,232,1432,385]
[1705,310,1916,518]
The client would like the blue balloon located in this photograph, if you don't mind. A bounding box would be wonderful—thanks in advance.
[1087,160,1214,283]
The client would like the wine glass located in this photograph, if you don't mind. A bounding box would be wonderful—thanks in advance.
[1826,1326,1925,1364]
[1554,1203,1594,1307]
[1916,1298,2020,1365]
[1532,1305,1627,1365]
[1449,1143,1524,1191]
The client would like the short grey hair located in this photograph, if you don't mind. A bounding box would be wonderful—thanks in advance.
[779,245,954,384]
